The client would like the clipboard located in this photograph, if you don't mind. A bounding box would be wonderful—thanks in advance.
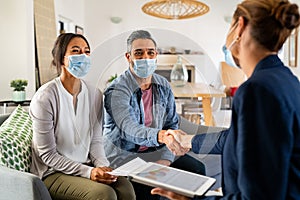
[109,157,216,198]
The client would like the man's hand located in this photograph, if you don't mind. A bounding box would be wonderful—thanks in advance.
[90,166,118,184]
[158,130,190,156]
[151,188,190,200]
[157,130,167,144]
[166,130,194,149]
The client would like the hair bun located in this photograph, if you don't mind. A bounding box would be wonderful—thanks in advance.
[275,2,300,30]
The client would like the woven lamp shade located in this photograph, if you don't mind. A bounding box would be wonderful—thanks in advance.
[142,0,209,20]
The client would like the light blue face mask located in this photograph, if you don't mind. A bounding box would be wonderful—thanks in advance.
[133,59,157,78]
[223,22,240,68]
[66,54,91,78]
[222,45,239,68]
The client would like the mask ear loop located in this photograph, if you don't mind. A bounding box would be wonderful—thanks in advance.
[228,36,240,50]
[226,21,240,50]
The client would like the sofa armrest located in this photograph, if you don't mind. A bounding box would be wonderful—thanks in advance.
[0,114,10,125]
[0,165,51,200]
[178,115,226,135]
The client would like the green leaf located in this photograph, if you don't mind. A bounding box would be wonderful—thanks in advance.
[10,79,28,91]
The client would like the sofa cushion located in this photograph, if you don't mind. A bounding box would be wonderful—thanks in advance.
[0,106,32,172]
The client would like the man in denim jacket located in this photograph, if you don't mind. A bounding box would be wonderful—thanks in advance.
[103,30,205,199]
[103,30,178,167]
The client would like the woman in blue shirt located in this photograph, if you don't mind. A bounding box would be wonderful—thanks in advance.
[152,0,300,199]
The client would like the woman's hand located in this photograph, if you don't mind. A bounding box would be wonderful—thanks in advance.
[151,188,190,200]
[90,166,118,184]
[166,130,194,149]
[161,129,192,155]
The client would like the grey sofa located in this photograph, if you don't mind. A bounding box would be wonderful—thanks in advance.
[0,113,51,200]
[0,113,223,199]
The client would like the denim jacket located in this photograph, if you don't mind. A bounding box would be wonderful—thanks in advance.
[103,69,178,167]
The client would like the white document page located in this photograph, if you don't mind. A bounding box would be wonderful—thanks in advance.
[107,157,147,176]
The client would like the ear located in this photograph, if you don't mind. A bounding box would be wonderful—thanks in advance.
[236,16,246,37]
[125,52,131,62]
[62,56,68,67]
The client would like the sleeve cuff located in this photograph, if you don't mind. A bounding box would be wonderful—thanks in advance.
[83,166,93,179]
[148,128,161,146]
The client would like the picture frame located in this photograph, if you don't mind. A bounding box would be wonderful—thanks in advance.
[288,29,298,67]
[75,25,84,35]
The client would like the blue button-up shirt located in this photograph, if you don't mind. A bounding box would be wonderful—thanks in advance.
[103,69,178,167]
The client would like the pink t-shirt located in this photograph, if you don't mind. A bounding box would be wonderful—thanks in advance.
[142,86,153,127]
[138,86,153,152]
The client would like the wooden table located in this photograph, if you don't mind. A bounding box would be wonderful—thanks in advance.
[170,82,226,126]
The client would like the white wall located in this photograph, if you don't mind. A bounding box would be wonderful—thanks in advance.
[1,0,299,102]
[53,0,300,84]
[54,0,85,34]
[82,0,241,89]
[83,0,300,82]
[0,0,35,100]
[84,0,238,66]
[84,28,220,91]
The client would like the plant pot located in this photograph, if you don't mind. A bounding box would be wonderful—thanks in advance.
[12,91,26,102]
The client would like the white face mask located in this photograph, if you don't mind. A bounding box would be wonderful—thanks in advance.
[133,59,157,78]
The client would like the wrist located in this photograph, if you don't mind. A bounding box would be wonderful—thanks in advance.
[158,130,166,144]
[183,135,194,148]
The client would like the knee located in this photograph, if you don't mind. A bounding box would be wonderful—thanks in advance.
[118,191,136,200]
[171,155,206,175]
[195,161,206,175]
[114,177,136,200]
[188,158,206,175]
[88,185,118,200]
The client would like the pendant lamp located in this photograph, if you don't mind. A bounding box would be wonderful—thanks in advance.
[142,0,209,20]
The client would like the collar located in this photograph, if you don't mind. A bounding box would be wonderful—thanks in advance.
[125,69,161,92]
[252,54,283,75]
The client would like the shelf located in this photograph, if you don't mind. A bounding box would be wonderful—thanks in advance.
[157,54,203,65]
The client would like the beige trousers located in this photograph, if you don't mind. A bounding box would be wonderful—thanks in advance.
[44,172,135,200]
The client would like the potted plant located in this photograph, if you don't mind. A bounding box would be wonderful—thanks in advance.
[10,79,28,102]
[106,74,118,88]
[107,74,118,83]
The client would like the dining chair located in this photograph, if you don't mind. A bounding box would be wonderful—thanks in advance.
[220,62,247,109]
[179,81,227,126]
[181,99,204,124]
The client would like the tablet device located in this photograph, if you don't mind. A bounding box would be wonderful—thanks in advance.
[129,162,216,198]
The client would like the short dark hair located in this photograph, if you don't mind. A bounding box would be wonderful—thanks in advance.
[51,33,90,74]
[126,30,157,52]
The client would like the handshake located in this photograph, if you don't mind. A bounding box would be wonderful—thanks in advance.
[159,130,195,156]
